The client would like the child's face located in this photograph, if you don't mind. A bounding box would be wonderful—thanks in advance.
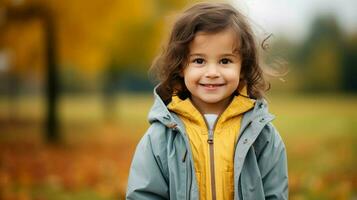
[183,28,242,114]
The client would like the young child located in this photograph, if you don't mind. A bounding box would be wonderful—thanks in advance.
[126,2,288,200]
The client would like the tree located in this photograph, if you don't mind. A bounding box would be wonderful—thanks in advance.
[3,4,60,143]
[341,34,357,92]
[295,15,344,92]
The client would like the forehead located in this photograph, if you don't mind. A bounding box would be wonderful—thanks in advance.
[189,28,240,54]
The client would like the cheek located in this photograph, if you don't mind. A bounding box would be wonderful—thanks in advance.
[226,68,241,80]
[183,67,199,81]
[183,69,193,87]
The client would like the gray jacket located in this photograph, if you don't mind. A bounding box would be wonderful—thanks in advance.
[126,89,288,200]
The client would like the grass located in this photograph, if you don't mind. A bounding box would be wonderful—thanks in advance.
[0,92,356,199]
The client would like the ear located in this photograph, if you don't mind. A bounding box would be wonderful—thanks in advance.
[179,69,185,78]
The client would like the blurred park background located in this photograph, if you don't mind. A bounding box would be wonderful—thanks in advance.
[0,0,356,199]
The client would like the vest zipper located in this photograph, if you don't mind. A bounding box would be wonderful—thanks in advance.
[204,114,221,200]
[207,129,216,200]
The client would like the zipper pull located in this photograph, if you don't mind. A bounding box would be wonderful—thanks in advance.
[207,129,214,144]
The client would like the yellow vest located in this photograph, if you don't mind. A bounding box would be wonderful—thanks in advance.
[168,88,255,200]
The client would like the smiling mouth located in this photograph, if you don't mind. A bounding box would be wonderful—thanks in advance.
[199,83,225,88]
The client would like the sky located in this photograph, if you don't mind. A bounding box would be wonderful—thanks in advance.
[233,0,357,42]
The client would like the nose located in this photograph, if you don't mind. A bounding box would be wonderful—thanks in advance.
[205,64,219,78]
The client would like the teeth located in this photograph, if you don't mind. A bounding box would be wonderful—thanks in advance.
[201,84,223,87]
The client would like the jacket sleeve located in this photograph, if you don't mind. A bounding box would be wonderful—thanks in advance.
[257,124,289,200]
[126,126,169,200]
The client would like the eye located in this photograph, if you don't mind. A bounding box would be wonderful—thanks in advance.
[192,58,205,64]
[220,58,232,64]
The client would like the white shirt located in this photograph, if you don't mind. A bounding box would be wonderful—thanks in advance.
[204,114,218,131]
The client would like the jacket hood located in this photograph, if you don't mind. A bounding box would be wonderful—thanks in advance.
[148,85,275,130]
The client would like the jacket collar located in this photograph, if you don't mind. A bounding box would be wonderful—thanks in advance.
[148,85,274,131]
[166,86,255,130]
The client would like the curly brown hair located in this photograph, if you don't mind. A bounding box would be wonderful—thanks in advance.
[150,2,270,104]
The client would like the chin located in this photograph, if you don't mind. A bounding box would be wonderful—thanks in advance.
[202,98,224,104]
